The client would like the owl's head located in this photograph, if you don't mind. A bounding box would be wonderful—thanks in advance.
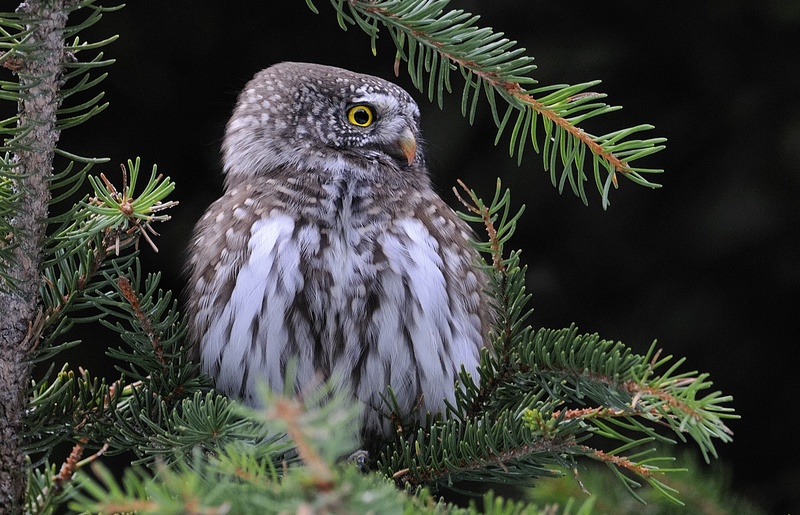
[222,62,423,184]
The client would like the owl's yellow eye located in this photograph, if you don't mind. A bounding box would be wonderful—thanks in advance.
[347,105,374,127]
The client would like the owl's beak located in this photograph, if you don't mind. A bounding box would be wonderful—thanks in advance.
[395,126,417,165]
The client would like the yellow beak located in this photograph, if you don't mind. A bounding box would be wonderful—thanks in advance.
[396,126,417,165]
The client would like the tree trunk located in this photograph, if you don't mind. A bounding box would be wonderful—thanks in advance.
[0,1,67,511]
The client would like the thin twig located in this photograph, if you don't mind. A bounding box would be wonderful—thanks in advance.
[117,276,166,366]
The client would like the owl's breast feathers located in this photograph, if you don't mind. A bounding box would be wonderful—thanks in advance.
[188,169,487,434]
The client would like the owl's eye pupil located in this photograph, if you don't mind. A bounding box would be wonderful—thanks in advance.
[347,105,374,127]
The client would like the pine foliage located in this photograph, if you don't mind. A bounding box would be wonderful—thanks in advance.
[0,2,739,514]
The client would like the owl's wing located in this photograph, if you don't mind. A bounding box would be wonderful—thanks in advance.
[349,208,486,421]
[205,213,306,399]
[187,185,309,401]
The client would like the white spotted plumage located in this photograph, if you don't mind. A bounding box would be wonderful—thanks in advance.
[187,62,490,442]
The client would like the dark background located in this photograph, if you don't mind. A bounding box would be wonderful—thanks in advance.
[41,1,800,513]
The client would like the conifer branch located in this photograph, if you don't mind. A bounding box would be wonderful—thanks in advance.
[37,159,176,363]
[309,0,666,208]
[374,181,737,503]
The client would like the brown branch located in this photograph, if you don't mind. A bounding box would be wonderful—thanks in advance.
[553,406,628,421]
[354,0,628,184]
[624,378,732,437]
[0,2,70,511]
[502,86,622,187]
[544,366,687,429]
[117,276,166,367]
[392,437,576,488]
[544,364,733,439]
[451,179,516,419]
[53,439,88,491]
[49,437,108,492]
[453,179,504,271]
[588,447,654,478]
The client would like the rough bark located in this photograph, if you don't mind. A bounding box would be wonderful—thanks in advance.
[0,1,67,512]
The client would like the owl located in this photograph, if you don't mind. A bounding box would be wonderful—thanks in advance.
[186,62,489,442]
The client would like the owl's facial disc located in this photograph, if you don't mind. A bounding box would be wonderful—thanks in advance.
[341,91,419,167]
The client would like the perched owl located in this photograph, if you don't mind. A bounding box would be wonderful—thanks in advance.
[186,62,489,442]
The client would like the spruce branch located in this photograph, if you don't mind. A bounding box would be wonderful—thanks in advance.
[71,383,587,515]
[91,259,199,408]
[51,258,207,463]
[308,0,666,208]
[373,181,736,504]
[27,251,206,498]
[530,448,767,514]
[35,158,176,366]
[74,157,178,254]
[71,385,397,514]
[26,365,123,458]
[27,435,109,512]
